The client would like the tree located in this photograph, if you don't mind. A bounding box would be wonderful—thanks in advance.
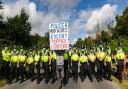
[31,32,49,48]
[84,37,95,48]
[31,33,41,47]
[75,38,83,48]
[0,0,6,48]
[5,9,32,47]
[114,7,128,37]
[0,0,3,20]
[101,31,111,42]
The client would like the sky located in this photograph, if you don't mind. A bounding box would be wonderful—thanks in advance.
[3,0,128,44]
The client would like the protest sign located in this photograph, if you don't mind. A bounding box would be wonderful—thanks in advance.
[49,22,69,50]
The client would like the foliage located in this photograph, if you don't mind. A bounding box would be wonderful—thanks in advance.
[0,80,6,87]
[31,32,49,48]
[75,6,128,53]
[114,7,128,37]
[0,9,32,48]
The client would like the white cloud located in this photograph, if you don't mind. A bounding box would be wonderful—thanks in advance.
[71,4,117,37]
[3,0,60,36]
[3,0,79,36]
[79,10,92,20]
[3,0,117,42]
[40,0,80,12]
[85,4,117,32]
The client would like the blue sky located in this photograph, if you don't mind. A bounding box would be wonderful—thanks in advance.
[26,0,128,13]
[3,0,128,44]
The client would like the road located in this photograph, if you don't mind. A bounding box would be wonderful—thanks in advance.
[0,77,121,89]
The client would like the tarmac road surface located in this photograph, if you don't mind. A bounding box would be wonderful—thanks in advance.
[0,77,121,89]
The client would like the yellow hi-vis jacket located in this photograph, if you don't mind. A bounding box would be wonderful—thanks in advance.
[79,55,88,63]
[2,50,11,62]
[19,55,26,62]
[71,53,79,61]
[116,49,125,60]
[105,55,112,62]
[96,51,106,61]
[41,55,49,62]
[34,55,40,63]
[51,52,57,60]
[88,53,96,62]
[27,56,34,64]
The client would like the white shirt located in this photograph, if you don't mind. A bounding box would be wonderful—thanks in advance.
[56,56,64,66]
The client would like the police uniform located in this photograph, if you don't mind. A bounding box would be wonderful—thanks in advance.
[34,50,41,82]
[10,49,20,83]
[1,47,11,82]
[19,50,27,82]
[71,49,79,82]
[88,47,96,77]
[63,50,69,84]
[41,49,50,83]
[27,50,34,79]
[104,47,112,81]
[68,48,72,69]
[116,46,125,83]
[96,45,106,81]
[80,50,93,82]
[51,51,57,83]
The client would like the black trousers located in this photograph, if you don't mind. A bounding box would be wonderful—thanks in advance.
[10,63,19,82]
[89,61,96,75]
[51,60,57,80]
[68,57,71,69]
[19,62,28,81]
[35,61,41,80]
[64,60,68,84]
[2,61,10,80]
[80,62,93,81]
[104,62,112,79]
[116,60,124,82]
[72,61,78,80]
[28,63,34,78]
[96,59,105,80]
[0,62,3,79]
[42,62,50,81]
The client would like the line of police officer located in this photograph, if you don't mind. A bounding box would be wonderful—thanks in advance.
[63,42,125,84]
[1,42,126,85]
[1,46,58,84]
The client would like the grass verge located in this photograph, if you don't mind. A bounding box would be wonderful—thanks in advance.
[112,76,128,89]
[0,79,7,87]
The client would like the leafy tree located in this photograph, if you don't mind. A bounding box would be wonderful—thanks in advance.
[114,7,128,37]
[0,0,3,20]
[101,31,111,42]
[31,33,41,47]
[84,37,95,48]
[5,9,32,47]
[75,38,83,48]
[31,32,49,48]
[0,0,6,48]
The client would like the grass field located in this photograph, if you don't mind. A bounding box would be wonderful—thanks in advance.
[113,79,128,89]
[112,71,128,89]
[0,80,7,88]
